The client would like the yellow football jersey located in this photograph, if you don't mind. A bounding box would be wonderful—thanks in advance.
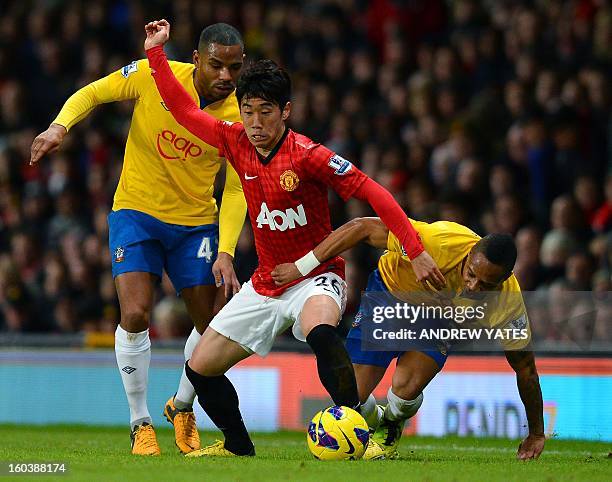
[53,59,246,255]
[378,220,530,349]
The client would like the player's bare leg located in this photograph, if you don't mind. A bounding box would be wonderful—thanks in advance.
[114,272,160,455]
[370,351,440,459]
[300,295,360,409]
[353,363,387,426]
[184,327,255,457]
[392,351,439,401]
[182,284,222,333]
[189,325,252,375]
[163,284,220,454]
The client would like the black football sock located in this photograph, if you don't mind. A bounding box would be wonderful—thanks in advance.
[306,324,359,409]
[185,362,254,455]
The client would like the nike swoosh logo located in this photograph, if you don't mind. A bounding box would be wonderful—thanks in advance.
[339,427,355,455]
[244,174,258,180]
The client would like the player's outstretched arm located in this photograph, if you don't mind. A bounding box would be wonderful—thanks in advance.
[144,20,222,149]
[271,217,388,286]
[30,59,143,165]
[352,178,445,290]
[505,349,546,460]
[301,146,444,288]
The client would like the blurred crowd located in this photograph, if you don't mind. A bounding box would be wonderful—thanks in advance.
[0,0,610,345]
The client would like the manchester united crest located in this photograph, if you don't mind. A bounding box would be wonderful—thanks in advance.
[280,170,299,191]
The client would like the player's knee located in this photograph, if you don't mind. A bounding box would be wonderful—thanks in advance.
[191,358,224,377]
[120,306,151,332]
[198,361,228,377]
[189,345,226,377]
[300,297,340,338]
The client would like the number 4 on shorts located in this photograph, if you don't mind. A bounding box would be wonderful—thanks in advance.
[197,236,213,262]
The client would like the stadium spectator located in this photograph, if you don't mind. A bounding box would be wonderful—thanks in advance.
[513,225,545,291]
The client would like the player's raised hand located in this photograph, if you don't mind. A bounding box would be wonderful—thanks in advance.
[29,123,67,165]
[517,433,545,460]
[271,263,301,286]
[212,252,241,299]
[144,19,170,50]
[411,250,446,291]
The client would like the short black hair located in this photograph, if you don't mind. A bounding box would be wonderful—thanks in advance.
[472,233,517,280]
[198,23,244,51]
[236,60,291,109]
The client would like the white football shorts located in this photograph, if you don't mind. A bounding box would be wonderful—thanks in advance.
[209,272,347,356]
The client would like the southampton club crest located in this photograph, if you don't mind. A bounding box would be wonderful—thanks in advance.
[280,170,300,191]
[114,246,125,263]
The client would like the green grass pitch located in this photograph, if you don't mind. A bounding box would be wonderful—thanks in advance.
[0,425,609,481]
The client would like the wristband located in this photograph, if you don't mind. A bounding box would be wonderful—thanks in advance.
[295,250,320,276]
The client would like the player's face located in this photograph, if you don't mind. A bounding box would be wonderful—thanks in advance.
[193,43,244,102]
[240,98,290,151]
[461,251,506,293]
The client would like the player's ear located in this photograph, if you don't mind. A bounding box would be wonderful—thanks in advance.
[192,50,200,67]
[281,102,291,121]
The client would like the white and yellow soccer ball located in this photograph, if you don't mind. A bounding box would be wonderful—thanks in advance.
[306,406,369,460]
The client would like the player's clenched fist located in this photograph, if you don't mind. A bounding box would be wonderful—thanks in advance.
[271,263,302,286]
[144,19,171,50]
[29,123,67,165]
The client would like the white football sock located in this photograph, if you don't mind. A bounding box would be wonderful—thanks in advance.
[174,327,201,409]
[360,394,383,430]
[384,388,423,422]
[115,325,151,428]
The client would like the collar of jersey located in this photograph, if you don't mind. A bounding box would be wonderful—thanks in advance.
[257,127,290,166]
[199,96,212,109]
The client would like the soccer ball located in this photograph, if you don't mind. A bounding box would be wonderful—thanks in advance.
[306,406,369,460]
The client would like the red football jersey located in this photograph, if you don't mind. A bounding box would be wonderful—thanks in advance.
[216,122,367,296]
[146,46,417,296]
